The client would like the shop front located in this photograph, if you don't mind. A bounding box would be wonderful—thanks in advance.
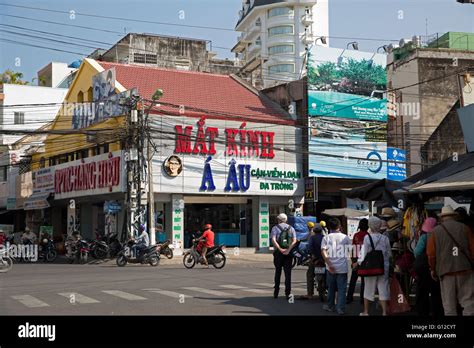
[151,115,304,251]
[27,151,127,241]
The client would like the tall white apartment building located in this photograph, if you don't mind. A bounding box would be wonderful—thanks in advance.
[232,0,329,89]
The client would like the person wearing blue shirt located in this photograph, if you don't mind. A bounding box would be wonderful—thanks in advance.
[300,222,325,300]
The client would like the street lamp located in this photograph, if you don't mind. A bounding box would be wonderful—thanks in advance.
[314,36,327,45]
[347,41,359,50]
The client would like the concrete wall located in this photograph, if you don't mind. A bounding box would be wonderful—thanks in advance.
[387,48,474,175]
[421,102,467,165]
[100,34,239,75]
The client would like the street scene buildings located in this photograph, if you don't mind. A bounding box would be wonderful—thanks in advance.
[0,0,473,327]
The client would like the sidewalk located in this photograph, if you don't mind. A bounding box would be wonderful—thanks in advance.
[54,249,274,266]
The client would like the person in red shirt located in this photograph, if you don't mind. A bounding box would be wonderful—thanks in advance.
[346,218,369,304]
[197,224,215,266]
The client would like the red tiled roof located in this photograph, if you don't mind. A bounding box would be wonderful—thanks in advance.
[98,61,293,125]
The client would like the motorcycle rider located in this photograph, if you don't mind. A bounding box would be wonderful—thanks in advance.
[133,224,150,258]
[196,224,215,266]
[21,227,37,245]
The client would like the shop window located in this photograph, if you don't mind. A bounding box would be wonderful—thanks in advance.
[19,159,31,174]
[39,157,46,169]
[87,87,93,102]
[59,154,68,164]
[0,166,7,182]
[14,112,25,125]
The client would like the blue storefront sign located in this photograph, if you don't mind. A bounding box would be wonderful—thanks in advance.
[104,201,122,214]
[387,147,406,181]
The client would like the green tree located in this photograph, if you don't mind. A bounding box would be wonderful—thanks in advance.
[337,58,386,93]
[0,69,29,85]
[308,59,338,90]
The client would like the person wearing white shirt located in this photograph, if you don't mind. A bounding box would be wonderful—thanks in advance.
[321,218,351,315]
[358,216,392,316]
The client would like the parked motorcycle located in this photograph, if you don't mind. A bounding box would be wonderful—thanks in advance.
[38,238,57,262]
[183,236,226,269]
[290,240,311,268]
[90,231,109,259]
[313,259,327,302]
[0,244,13,273]
[157,239,173,259]
[115,240,160,267]
[106,233,122,258]
[65,237,90,264]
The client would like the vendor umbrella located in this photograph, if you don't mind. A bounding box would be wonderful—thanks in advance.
[322,208,370,218]
[345,179,409,207]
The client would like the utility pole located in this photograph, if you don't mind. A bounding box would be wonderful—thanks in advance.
[147,120,155,245]
[122,93,144,242]
[146,89,163,245]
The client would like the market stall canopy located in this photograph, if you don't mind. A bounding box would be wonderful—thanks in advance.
[344,179,409,206]
[408,166,474,193]
[322,208,370,218]
[404,152,474,186]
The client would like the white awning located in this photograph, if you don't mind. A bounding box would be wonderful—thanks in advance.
[23,192,51,211]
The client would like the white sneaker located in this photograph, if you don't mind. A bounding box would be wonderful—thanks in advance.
[359,312,369,316]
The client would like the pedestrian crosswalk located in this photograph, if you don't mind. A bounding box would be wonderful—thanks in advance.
[7,282,308,309]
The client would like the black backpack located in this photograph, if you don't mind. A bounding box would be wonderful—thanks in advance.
[276,224,293,249]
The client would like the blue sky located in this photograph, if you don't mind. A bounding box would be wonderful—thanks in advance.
[0,0,473,82]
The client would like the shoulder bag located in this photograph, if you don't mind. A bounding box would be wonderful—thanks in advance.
[358,233,385,277]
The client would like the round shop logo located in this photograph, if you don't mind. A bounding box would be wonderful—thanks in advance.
[366,151,382,173]
[163,155,183,177]
[357,151,383,174]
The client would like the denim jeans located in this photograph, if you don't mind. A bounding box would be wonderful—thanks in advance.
[326,272,348,312]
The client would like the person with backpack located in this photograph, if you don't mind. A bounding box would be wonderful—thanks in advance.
[321,218,351,315]
[271,213,297,300]
[426,206,474,316]
[358,216,392,316]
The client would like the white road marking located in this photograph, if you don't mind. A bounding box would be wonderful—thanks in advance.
[182,287,232,297]
[220,284,271,294]
[143,289,192,299]
[11,295,49,308]
[101,290,147,301]
[254,283,275,288]
[58,292,100,304]
[254,283,306,293]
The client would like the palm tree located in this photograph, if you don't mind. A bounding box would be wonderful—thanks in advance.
[0,69,29,85]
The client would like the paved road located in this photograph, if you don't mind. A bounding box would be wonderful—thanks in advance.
[1,258,368,316]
